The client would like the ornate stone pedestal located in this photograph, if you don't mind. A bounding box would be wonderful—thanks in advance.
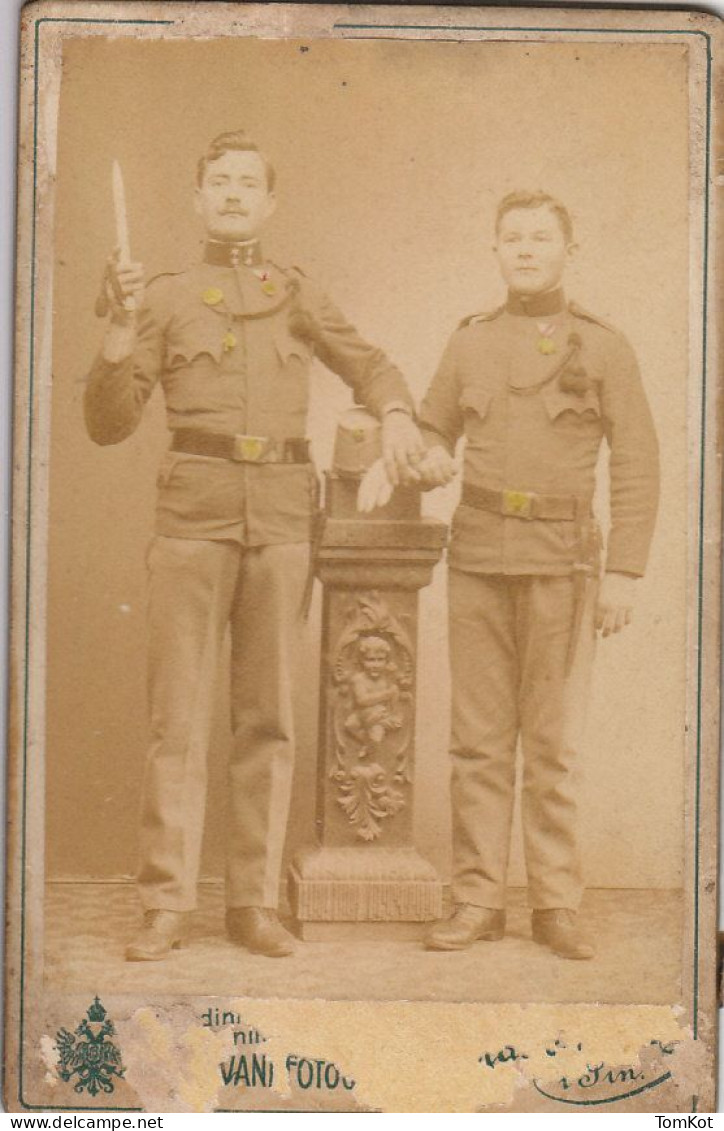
[289,413,447,939]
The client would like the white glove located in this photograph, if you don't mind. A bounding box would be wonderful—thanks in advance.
[357,458,394,514]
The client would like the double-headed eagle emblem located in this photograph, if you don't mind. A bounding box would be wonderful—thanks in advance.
[55,997,125,1097]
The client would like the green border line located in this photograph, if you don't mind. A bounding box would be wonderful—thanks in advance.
[18,15,712,1112]
[20,17,174,1112]
[693,26,712,1047]
[335,21,710,35]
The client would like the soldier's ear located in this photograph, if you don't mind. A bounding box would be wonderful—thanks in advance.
[264,192,278,222]
[193,188,204,219]
[566,241,579,263]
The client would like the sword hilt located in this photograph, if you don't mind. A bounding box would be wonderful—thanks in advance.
[94,260,136,319]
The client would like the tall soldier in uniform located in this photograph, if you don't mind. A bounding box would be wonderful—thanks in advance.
[85,131,423,961]
[415,191,659,959]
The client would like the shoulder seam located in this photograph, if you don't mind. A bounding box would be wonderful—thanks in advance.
[146,270,184,288]
[568,301,617,333]
[271,262,307,278]
[458,304,505,329]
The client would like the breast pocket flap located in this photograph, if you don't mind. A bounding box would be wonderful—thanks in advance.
[275,327,312,365]
[543,384,601,421]
[166,323,225,369]
[459,387,493,420]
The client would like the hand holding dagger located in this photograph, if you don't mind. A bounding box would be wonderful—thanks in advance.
[95,161,145,320]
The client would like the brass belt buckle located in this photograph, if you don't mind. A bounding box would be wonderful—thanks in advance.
[502,489,535,519]
[233,434,269,462]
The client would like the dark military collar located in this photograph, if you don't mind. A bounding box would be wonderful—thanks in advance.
[204,239,264,269]
[505,287,566,318]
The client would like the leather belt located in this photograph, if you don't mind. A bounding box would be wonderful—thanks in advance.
[171,429,311,464]
[461,482,589,522]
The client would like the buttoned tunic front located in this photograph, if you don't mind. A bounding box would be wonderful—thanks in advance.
[86,253,412,545]
[419,288,659,577]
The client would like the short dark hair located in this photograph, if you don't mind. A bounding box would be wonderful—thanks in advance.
[495,191,574,244]
[196,131,276,192]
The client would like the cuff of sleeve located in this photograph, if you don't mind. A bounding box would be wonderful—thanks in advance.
[90,352,134,382]
[381,400,414,417]
[604,548,646,578]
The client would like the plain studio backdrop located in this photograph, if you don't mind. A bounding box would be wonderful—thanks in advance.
[47,35,688,904]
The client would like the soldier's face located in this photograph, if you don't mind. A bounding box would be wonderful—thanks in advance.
[194,151,276,241]
[494,206,574,294]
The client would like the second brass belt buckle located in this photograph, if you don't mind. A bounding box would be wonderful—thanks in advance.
[233,434,270,463]
[502,489,535,519]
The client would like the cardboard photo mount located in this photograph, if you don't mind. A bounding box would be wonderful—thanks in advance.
[5,1,723,1113]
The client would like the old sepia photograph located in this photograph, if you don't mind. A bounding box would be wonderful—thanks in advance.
[5,1,721,1113]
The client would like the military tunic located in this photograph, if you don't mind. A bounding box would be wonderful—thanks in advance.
[418,287,659,911]
[85,240,413,912]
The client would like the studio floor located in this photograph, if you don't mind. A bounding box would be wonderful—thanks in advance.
[44,882,683,1004]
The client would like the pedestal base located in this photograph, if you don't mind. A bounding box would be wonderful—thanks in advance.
[294,920,428,941]
[288,846,443,937]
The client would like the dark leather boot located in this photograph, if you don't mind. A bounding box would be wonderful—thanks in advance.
[424,904,506,951]
[531,909,595,960]
[125,910,187,962]
[226,907,295,957]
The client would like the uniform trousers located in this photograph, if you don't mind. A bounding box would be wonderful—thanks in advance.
[448,569,597,911]
[137,535,309,913]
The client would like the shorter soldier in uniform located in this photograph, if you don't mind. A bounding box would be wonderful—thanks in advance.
[85,131,423,960]
[415,192,659,959]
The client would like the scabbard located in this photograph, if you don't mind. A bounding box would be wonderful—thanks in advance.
[301,472,325,620]
[301,510,325,620]
[565,565,593,678]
